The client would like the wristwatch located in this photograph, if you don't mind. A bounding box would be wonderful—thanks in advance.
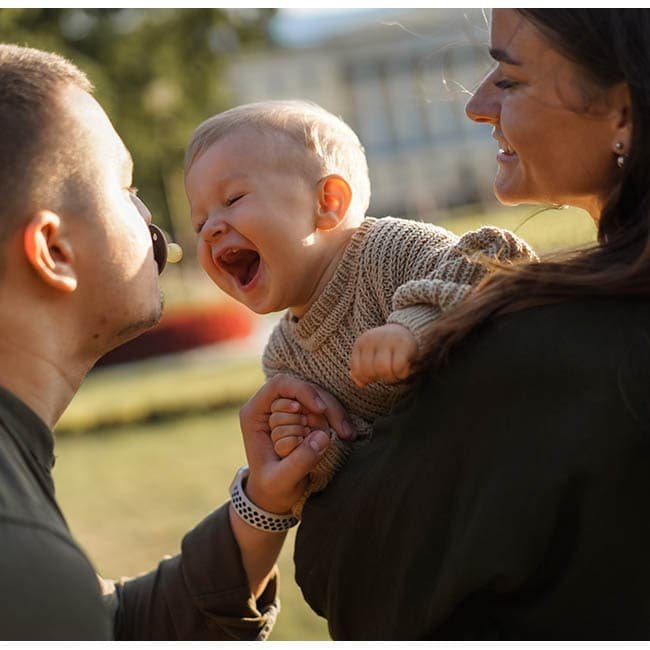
[229,466,298,533]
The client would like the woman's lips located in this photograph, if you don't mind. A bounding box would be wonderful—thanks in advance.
[497,146,517,163]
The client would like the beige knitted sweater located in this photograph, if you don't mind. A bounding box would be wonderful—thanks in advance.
[262,216,537,515]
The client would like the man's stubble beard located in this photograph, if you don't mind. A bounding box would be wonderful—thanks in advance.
[114,289,164,342]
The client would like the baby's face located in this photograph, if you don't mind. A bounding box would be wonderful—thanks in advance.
[186,128,325,314]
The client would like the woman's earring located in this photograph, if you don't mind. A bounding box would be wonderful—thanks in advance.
[615,141,626,168]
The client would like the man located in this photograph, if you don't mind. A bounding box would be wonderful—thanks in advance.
[0,44,350,640]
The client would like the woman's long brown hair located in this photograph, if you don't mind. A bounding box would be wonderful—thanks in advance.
[424,9,650,368]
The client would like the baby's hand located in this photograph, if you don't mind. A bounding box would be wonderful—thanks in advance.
[350,323,418,388]
[269,398,331,458]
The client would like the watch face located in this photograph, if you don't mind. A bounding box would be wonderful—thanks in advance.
[230,465,249,493]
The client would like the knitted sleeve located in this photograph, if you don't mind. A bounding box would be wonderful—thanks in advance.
[386,225,537,353]
[359,217,460,317]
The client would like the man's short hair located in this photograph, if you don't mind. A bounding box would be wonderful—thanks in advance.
[185,100,371,219]
[0,44,93,244]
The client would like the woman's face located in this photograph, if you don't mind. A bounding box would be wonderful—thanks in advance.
[466,9,629,221]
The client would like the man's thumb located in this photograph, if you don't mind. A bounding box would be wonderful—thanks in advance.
[279,430,330,483]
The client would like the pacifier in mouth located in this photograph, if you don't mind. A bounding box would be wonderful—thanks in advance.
[149,224,183,274]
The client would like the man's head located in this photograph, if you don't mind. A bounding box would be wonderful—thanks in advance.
[0,44,162,360]
[184,100,370,315]
[0,44,93,249]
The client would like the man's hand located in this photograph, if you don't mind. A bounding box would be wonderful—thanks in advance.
[240,374,352,514]
[269,399,332,458]
[350,323,418,388]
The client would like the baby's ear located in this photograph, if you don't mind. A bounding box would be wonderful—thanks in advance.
[315,175,352,230]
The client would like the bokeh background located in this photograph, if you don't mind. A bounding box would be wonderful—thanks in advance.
[0,8,596,640]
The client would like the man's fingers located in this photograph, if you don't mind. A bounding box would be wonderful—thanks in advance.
[269,375,328,413]
[276,430,331,485]
[312,390,356,441]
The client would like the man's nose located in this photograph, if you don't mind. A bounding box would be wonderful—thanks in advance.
[465,76,500,124]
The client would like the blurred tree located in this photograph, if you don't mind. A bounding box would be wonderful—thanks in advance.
[0,8,275,236]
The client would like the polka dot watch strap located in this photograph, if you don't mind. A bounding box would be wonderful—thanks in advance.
[229,466,299,533]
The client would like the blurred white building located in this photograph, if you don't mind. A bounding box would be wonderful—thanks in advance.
[226,8,500,222]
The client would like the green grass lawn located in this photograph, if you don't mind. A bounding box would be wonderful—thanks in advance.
[438,203,597,253]
[57,353,266,434]
[51,203,598,640]
[54,407,330,640]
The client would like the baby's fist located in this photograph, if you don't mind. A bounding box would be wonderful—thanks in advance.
[350,323,418,388]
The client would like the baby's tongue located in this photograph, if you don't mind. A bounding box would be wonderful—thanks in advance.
[225,249,259,286]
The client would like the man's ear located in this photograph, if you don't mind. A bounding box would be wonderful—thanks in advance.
[23,210,77,292]
[315,175,352,231]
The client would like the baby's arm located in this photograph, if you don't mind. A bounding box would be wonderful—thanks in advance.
[386,226,537,362]
[349,323,417,388]
[347,224,536,387]
[262,331,311,457]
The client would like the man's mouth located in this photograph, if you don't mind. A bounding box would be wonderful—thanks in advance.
[217,247,261,288]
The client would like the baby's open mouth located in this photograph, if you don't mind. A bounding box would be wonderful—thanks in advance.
[218,247,260,287]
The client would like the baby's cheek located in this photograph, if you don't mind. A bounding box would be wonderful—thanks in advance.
[197,245,226,288]
[196,244,211,272]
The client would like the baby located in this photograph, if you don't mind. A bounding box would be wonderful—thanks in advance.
[184,100,536,516]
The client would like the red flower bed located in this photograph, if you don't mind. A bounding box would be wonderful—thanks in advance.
[96,303,254,367]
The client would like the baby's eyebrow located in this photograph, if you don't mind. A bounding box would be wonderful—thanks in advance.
[219,172,249,185]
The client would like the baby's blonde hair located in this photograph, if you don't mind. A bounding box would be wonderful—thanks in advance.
[185,99,371,219]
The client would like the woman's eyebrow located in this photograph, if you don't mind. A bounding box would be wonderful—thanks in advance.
[489,47,522,66]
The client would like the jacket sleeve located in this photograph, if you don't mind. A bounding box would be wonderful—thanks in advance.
[386,226,537,354]
[106,503,279,640]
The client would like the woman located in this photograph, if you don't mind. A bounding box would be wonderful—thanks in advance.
[284,9,650,639]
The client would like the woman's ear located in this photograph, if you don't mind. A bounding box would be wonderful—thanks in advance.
[315,175,353,231]
[23,210,77,292]
[610,81,633,154]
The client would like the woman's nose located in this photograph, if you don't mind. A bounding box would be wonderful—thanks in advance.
[465,75,500,124]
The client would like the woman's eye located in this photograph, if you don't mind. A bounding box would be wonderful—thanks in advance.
[127,185,139,195]
[195,220,206,234]
[494,79,518,90]
[225,193,244,207]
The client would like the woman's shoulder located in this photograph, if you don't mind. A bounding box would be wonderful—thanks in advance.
[401,296,650,436]
[457,296,650,369]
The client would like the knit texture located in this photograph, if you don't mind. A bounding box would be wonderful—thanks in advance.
[263,217,537,516]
